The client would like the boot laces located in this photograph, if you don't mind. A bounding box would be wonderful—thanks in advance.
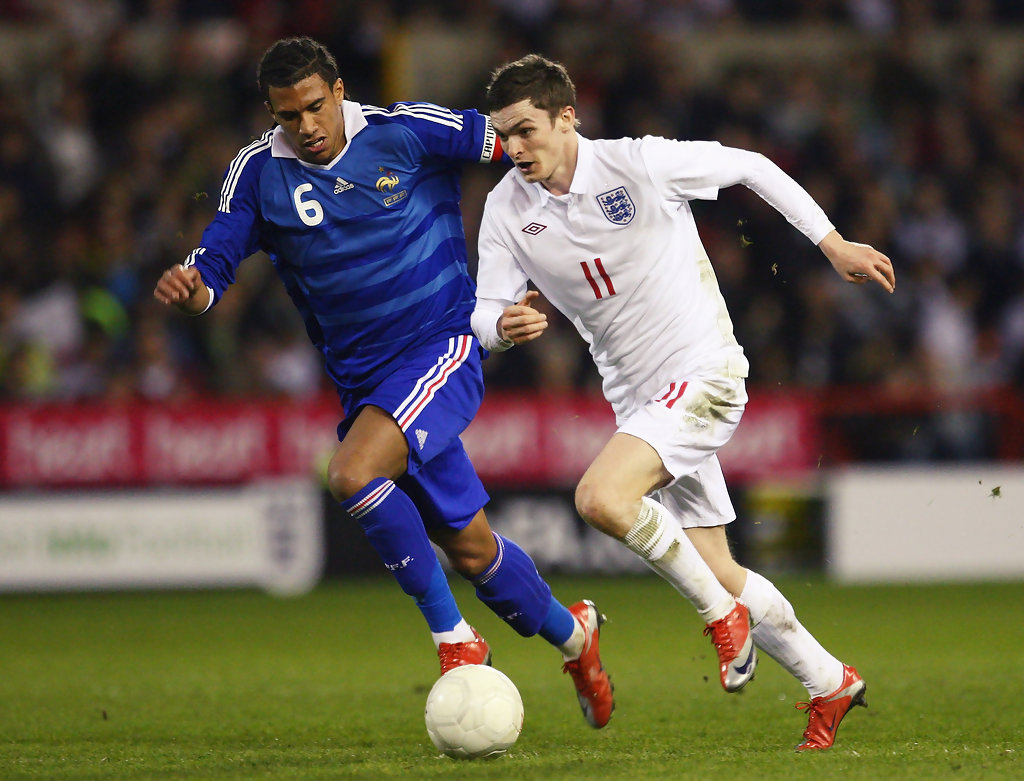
[437,641,471,674]
[795,698,825,738]
[704,616,737,658]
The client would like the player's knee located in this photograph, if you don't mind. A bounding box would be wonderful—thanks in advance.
[441,544,493,579]
[432,514,498,579]
[574,479,626,535]
[326,457,375,502]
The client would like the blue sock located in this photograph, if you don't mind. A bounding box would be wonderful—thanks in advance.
[538,596,576,646]
[342,477,462,633]
[415,560,463,633]
[472,534,553,637]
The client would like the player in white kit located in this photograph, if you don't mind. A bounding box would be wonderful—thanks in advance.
[471,54,895,751]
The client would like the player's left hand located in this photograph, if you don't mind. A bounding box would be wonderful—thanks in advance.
[498,290,548,345]
[819,230,895,293]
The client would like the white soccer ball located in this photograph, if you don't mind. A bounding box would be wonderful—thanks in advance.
[424,664,524,759]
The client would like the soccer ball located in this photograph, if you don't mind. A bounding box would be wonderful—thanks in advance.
[424,664,524,759]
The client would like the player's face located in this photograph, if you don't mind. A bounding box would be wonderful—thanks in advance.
[266,74,346,165]
[491,99,577,194]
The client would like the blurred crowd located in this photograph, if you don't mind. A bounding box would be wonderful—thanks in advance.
[1,0,1023,439]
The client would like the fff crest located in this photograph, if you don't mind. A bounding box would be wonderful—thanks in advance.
[596,186,635,225]
[376,169,407,207]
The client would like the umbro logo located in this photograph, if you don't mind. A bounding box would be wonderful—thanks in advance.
[415,429,428,450]
[334,177,354,194]
[522,222,546,235]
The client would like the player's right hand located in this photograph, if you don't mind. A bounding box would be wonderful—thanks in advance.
[153,263,209,314]
[498,290,548,345]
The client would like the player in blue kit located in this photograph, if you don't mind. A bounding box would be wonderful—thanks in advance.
[153,37,613,728]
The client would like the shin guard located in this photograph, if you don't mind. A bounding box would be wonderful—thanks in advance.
[472,534,552,637]
[342,477,438,598]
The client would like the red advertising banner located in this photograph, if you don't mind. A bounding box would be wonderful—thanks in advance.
[0,392,818,489]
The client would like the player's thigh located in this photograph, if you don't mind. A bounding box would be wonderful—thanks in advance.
[340,335,484,476]
[576,432,672,534]
[327,405,409,499]
[411,441,495,577]
[401,436,489,536]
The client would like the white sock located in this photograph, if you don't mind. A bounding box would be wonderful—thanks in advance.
[740,569,844,698]
[558,615,586,660]
[622,497,735,623]
[431,618,476,648]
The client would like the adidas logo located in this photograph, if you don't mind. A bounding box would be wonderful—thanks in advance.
[415,429,428,450]
[334,177,354,194]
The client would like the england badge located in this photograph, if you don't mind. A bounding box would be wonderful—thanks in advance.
[596,186,635,225]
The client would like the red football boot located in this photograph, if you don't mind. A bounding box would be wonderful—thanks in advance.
[562,600,614,728]
[795,664,867,751]
[703,601,757,692]
[437,627,492,676]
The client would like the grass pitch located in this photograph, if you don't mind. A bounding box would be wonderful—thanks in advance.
[0,575,1020,780]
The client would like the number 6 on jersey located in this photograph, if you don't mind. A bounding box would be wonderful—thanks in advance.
[293,183,324,226]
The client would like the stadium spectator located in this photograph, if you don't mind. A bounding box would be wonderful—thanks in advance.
[0,0,1020,461]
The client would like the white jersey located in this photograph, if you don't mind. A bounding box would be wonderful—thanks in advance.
[472,135,834,421]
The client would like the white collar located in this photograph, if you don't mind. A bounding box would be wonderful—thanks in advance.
[271,100,367,169]
[516,134,594,206]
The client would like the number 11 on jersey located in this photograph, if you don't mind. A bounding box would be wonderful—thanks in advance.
[580,258,616,299]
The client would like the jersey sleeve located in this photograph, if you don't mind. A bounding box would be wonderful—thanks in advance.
[183,147,267,308]
[641,137,834,244]
[385,101,504,165]
[471,191,530,352]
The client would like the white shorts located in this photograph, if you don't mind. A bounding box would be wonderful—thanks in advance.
[618,375,747,529]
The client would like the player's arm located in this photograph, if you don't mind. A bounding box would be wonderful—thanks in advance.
[716,145,895,293]
[152,207,257,316]
[643,138,894,293]
[153,142,267,315]
[470,200,541,350]
[394,102,505,165]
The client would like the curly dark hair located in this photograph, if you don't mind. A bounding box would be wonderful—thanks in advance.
[256,36,341,100]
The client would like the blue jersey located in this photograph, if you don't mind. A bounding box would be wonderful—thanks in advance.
[185,100,502,393]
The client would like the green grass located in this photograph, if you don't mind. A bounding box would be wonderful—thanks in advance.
[0,576,1021,779]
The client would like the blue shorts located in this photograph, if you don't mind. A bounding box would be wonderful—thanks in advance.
[338,334,489,530]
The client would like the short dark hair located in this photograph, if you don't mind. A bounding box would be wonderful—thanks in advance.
[485,54,577,120]
[257,37,340,100]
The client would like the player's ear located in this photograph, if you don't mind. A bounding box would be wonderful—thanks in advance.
[333,78,345,102]
[264,100,276,120]
[559,105,576,131]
